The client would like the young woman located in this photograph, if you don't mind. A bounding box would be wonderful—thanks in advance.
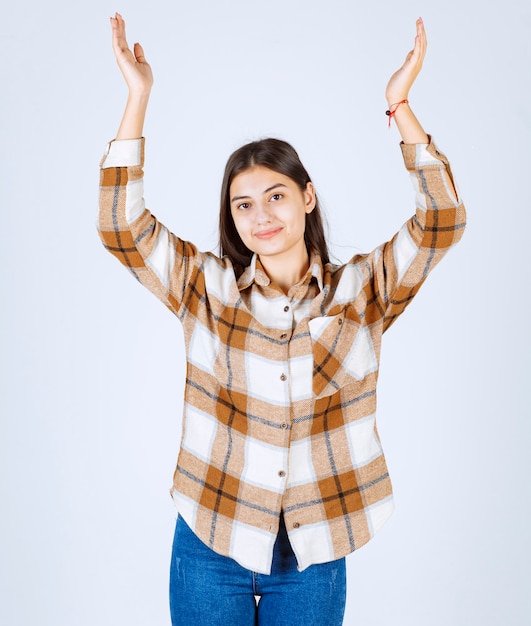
[99,13,466,625]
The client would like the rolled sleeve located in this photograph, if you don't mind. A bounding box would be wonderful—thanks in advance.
[100,138,145,168]
[400,134,460,205]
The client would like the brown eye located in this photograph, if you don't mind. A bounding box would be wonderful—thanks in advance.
[270,193,283,202]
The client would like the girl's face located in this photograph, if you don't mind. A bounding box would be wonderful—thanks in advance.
[229,165,315,263]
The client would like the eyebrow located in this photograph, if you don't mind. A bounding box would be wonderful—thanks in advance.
[230,183,287,204]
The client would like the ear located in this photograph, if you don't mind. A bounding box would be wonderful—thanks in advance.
[304,182,316,214]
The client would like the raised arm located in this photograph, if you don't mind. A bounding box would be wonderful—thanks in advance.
[100,14,210,318]
[385,18,429,144]
[110,13,153,139]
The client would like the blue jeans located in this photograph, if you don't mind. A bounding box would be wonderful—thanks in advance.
[169,515,346,625]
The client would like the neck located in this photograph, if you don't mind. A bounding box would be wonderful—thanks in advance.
[258,249,310,294]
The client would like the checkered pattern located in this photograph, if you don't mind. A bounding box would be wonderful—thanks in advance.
[98,137,466,574]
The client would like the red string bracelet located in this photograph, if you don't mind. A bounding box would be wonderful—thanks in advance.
[386,99,408,127]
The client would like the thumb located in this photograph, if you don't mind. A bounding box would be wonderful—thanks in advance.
[134,42,147,63]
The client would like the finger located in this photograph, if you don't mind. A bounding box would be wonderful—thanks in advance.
[111,13,130,55]
[417,17,427,55]
[110,12,124,32]
[409,21,425,66]
[110,17,122,53]
[411,38,421,65]
[116,13,128,45]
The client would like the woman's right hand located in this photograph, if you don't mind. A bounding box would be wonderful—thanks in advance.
[110,12,153,96]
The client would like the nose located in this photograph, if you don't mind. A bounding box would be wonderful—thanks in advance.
[255,202,272,225]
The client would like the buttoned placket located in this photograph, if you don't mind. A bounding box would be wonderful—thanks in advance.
[277,294,313,532]
[277,297,294,481]
[241,260,323,536]
[278,277,323,534]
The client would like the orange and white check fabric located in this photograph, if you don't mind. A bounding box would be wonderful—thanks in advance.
[98,137,466,574]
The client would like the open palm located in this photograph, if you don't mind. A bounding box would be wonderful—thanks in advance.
[110,12,153,95]
[385,18,427,104]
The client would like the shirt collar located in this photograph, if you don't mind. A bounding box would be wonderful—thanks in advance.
[236,254,270,290]
[236,252,324,292]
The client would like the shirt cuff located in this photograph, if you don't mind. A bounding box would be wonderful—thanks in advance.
[100,138,145,168]
[400,135,449,170]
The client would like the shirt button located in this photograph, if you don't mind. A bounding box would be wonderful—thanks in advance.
[278,470,286,477]
[280,423,289,430]
[284,305,290,312]
[280,333,287,339]
[293,522,300,529]
[338,318,343,325]
[280,373,287,381]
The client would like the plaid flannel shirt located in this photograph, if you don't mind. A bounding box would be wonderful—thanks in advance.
[98,137,466,574]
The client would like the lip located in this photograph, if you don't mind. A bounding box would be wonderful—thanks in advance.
[254,227,283,240]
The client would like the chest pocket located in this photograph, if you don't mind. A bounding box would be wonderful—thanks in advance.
[308,310,377,398]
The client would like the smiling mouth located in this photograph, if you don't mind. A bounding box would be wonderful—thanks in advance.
[254,227,283,239]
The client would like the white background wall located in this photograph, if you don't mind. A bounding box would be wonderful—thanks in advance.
[2,1,530,624]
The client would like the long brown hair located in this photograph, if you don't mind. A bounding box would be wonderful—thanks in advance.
[219,138,329,270]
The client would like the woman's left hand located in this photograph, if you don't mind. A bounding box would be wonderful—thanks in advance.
[385,18,427,106]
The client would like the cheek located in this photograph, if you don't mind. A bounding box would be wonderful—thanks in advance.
[288,209,308,235]
[232,215,250,240]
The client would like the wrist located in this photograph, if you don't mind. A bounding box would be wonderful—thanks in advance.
[127,89,152,101]
[385,99,409,128]
[386,95,409,108]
